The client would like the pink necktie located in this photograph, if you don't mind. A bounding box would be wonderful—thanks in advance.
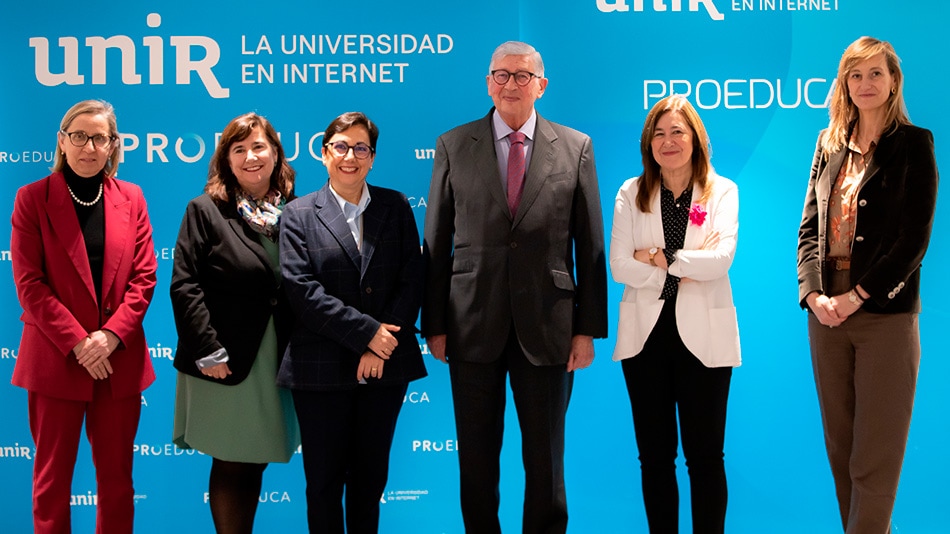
[507,131,526,217]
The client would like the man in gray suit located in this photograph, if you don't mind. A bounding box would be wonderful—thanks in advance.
[422,41,608,534]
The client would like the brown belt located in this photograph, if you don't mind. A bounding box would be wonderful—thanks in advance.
[825,257,851,271]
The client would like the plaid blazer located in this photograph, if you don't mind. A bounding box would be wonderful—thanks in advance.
[278,182,426,390]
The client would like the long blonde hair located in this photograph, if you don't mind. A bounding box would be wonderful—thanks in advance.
[821,36,910,156]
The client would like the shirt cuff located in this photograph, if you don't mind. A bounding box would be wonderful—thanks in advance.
[195,347,229,369]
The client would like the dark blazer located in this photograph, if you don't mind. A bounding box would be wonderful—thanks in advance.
[422,110,608,364]
[170,194,293,386]
[277,182,426,391]
[11,172,157,401]
[798,123,938,313]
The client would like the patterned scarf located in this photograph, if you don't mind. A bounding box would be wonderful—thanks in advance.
[235,189,285,239]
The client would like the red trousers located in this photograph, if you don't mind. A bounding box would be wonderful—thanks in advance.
[28,378,142,534]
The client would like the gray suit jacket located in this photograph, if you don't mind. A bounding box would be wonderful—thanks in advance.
[422,110,608,365]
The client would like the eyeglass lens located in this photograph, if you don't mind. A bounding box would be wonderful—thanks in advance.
[492,70,534,86]
[330,142,372,159]
[67,131,113,148]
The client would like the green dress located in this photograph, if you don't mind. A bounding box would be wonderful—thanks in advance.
[172,237,299,463]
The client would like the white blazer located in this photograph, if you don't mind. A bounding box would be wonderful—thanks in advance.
[609,174,740,368]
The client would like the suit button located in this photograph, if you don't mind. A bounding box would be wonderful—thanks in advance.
[365,287,373,294]
[269,297,278,307]
[858,199,867,207]
[888,292,896,299]
[898,282,905,288]
[510,242,518,249]
[104,307,113,316]
[855,236,864,242]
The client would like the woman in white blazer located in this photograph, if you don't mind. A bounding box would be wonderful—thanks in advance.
[610,95,740,534]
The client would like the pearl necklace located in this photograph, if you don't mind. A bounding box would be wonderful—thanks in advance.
[67,182,103,207]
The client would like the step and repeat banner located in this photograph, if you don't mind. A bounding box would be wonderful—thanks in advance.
[1,1,948,532]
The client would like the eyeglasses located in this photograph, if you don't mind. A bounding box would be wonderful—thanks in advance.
[490,70,540,87]
[325,141,374,160]
[62,130,116,149]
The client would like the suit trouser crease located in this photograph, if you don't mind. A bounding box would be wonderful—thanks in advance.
[807,302,919,534]
[29,378,141,534]
[449,327,572,534]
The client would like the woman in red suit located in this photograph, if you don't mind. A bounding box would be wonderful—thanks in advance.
[10,99,158,534]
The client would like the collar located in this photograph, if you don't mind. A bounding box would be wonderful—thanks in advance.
[492,109,537,142]
[328,181,371,215]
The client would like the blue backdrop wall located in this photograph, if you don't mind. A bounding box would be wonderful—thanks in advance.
[1,1,948,532]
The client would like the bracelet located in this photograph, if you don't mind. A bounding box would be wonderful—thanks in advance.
[848,289,865,306]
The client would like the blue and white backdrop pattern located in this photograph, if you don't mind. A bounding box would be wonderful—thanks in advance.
[1,1,948,532]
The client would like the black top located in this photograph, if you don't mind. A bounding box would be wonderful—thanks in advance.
[659,182,693,300]
[64,164,105,305]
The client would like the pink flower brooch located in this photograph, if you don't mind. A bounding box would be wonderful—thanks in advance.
[689,204,707,226]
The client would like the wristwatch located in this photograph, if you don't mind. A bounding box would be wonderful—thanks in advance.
[649,247,658,266]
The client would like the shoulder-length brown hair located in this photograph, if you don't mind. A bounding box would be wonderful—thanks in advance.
[53,99,122,178]
[636,95,714,213]
[205,112,295,202]
[821,36,910,156]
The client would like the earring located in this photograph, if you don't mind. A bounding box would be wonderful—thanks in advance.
[891,87,896,94]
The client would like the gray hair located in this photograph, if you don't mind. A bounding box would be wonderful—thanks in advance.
[488,41,544,77]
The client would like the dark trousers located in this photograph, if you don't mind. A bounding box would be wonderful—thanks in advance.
[448,328,573,534]
[292,383,407,534]
[808,310,919,534]
[621,300,732,534]
[28,379,142,534]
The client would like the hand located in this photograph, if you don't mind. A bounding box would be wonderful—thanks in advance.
[426,335,447,363]
[368,323,400,359]
[567,335,594,372]
[806,292,843,327]
[200,362,232,380]
[357,352,385,381]
[85,359,113,380]
[74,330,120,370]
[828,291,862,321]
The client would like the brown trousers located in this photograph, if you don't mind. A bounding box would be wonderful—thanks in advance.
[807,307,919,534]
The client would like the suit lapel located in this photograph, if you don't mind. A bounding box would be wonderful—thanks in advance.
[101,178,130,303]
[46,173,97,303]
[225,211,273,274]
[820,149,848,203]
[314,184,362,269]
[858,128,902,192]
[469,115,510,221]
[650,189,665,247]
[682,185,703,248]
[360,185,390,276]
[514,115,557,227]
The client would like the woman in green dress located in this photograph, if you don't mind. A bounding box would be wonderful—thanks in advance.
[171,112,299,533]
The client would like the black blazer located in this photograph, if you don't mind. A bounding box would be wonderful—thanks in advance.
[798,123,938,313]
[170,194,293,385]
[277,182,426,391]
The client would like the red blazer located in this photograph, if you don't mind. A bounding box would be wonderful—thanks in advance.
[10,172,157,401]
